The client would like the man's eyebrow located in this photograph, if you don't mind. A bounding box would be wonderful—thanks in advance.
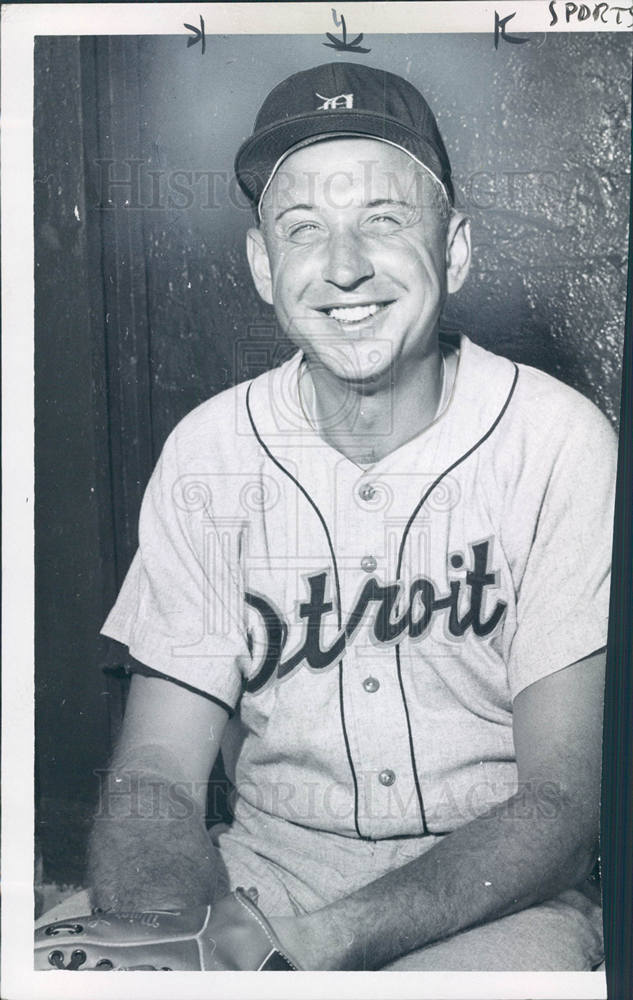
[273,198,415,221]
[274,203,314,222]
[365,198,414,210]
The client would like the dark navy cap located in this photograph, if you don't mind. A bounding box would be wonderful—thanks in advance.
[234,62,454,209]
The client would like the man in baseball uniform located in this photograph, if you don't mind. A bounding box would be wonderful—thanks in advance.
[78,63,614,970]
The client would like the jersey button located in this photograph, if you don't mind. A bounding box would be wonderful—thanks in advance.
[362,676,380,693]
[358,483,376,502]
[379,769,396,786]
[360,555,377,573]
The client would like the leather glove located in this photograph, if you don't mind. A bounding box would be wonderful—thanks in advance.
[34,886,301,971]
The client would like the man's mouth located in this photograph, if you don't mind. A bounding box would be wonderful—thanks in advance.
[321,301,392,325]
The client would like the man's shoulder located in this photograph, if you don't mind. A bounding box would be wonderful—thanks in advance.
[463,337,616,446]
[513,359,616,449]
[164,355,298,466]
[172,376,251,443]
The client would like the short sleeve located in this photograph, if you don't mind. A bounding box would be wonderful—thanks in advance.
[507,401,617,699]
[100,429,248,709]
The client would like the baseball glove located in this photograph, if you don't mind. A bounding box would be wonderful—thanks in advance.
[34,886,301,971]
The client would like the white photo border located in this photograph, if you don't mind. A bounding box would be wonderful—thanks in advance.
[3,3,631,999]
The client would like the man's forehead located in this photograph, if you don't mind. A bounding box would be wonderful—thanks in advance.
[263,137,435,213]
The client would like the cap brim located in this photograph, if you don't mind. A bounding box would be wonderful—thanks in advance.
[234,109,452,204]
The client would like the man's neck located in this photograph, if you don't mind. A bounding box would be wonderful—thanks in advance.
[300,347,447,467]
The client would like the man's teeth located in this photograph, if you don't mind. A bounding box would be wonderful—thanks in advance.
[326,303,382,323]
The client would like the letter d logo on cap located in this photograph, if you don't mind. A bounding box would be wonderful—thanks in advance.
[315,92,354,110]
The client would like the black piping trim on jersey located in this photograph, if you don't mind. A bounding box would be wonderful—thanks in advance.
[245,382,364,839]
[125,657,235,717]
[394,363,520,836]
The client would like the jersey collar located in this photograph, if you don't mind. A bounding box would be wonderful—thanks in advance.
[246,335,519,476]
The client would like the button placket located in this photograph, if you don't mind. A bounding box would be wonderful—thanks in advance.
[333,470,424,836]
[342,651,420,836]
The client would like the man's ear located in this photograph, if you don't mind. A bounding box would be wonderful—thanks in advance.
[246,226,273,305]
[445,212,471,295]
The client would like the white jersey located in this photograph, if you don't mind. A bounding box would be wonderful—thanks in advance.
[102,334,616,841]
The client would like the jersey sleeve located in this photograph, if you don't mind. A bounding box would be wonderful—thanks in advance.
[507,399,618,700]
[100,427,248,710]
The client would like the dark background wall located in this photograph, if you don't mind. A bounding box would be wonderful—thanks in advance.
[34,32,631,885]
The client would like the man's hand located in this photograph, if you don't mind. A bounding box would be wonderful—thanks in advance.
[271,650,605,970]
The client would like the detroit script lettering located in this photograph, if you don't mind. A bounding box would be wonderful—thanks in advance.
[244,540,507,692]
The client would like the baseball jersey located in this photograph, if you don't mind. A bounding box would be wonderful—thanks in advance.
[101,334,617,841]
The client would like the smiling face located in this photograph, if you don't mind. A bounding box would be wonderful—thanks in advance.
[247,137,470,388]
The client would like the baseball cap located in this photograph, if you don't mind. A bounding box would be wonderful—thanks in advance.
[234,62,455,213]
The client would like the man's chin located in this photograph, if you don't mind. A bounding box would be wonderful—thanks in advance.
[307,342,395,386]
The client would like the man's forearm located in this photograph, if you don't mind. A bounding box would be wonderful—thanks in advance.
[87,753,216,912]
[274,784,597,970]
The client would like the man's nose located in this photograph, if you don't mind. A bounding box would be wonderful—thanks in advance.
[321,228,375,288]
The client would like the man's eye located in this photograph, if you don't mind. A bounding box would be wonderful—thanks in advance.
[364,214,404,231]
[287,222,321,242]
